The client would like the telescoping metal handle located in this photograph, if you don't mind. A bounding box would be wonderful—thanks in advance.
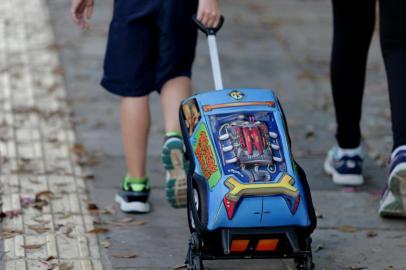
[192,16,225,91]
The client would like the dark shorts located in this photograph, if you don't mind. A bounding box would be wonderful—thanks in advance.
[101,0,198,97]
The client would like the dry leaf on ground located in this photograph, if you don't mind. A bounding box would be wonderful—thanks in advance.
[0,228,23,239]
[21,243,45,250]
[107,217,147,226]
[0,210,22,219]
[83,173,95,180]
[111,252,137,258]
[32,216,51,225]
[87,203,99,211]
[58,262,74,270]
[172,264,187,270]
[63,223,75,238]
[337,225,358,233]
[70,143,87,157]
[20,197,35,208]
[366,231,378,238]
[28,225,49,234]
[88,227,109,234]
[100,239,111,248]
[35,190,54,200]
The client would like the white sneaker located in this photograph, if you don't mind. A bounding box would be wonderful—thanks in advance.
[379,146,406,218]
[324,146,364,186]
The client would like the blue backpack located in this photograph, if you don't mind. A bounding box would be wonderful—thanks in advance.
[180,17,317,270]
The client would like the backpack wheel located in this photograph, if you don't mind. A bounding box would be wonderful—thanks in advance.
[295,236,314,270]
[295,255,314,270]
[186,233,204,270]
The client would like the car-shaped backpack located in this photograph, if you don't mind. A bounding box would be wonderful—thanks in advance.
[180,17,317,270]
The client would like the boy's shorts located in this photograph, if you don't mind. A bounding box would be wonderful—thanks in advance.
[101,0,198,97]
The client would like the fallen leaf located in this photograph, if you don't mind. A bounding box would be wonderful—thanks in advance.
[87,203,99,211]
[20,196,34,208]
[114,217,133,223]
[173,264,187,270]
[46,256,56,261]
[304,125,315,139]
[58,262,73,270]
[366,231,378,238]
[29,179,41,185]
[31,199,49,211]
[315,211,323,219]
[338,225,358,233]
[57,212,73,220]
[0,228,23,239]
[315,244,324,252]
[100,239,111,248]
[105,217,147,226]
[35,190,54,201]
[63,223,75,238]
[93,220,107,226]
[21,243,45,250]
[0,210,22,219]
[70,143,87,157]
[77,157,100,166]
[55,183,69,188]
[88,227,109,234]
[83,173,95,180]
[28,225,49,234]
[390,234,405,239]
[111,252,137,258]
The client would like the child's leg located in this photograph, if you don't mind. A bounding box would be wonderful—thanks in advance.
[160,76,191,208]
[160,76,192,133]
[120,96,150,178]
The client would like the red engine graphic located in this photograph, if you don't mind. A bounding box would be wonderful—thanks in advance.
[217,115,284,183]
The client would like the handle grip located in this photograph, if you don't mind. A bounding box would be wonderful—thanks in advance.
[192,15,224,36]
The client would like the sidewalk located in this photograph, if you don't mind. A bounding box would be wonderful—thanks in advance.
[0,0,104,269]
[2,0,406,269]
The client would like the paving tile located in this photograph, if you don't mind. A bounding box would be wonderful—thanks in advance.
[0,0,102,268]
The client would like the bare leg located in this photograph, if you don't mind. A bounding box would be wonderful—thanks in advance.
[160,76,191,208]
[120,96,150,178]
[160,76,192,133]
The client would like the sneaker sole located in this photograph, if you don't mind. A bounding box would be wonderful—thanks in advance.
[162,139,188,208]
[115,194,150,213]
[324,156,364,186]
[379,163,406,218]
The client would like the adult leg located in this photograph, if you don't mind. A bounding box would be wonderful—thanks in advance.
[378,0,406,218]
[379,0,406,150]
[330,0,376,148]
[324,0,376,186]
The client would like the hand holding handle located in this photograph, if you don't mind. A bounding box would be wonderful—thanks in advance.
[192,15,225,36]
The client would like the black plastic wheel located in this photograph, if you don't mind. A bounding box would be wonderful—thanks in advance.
[190,232,201,251]
[186,233,204,270]
[295,255,314,270]
[191,256,203,270]
[296,237,314,270]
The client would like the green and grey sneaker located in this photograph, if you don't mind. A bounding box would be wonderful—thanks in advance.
[162,133,188,208]
[115,176,150,213]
